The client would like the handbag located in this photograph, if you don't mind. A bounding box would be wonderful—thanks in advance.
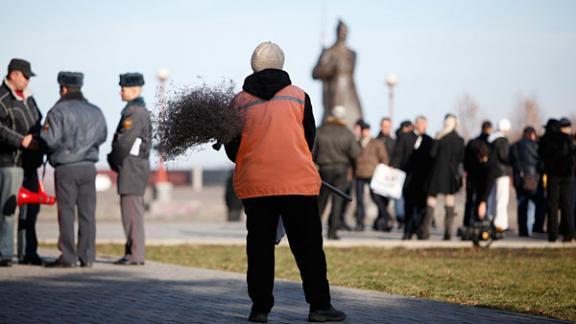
[522,174,539,194]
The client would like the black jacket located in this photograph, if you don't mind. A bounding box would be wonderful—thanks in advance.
[403,133,434,201]
[427,131,465,195]
[510,138,541,189]
[464,133,489,181]
[538,130,575,177]
[0,80,42,168]
[489,133,512,177]
[40,91,107,167]
[225,69,315,162]
[390,131,417,170]
[108,97,152,195]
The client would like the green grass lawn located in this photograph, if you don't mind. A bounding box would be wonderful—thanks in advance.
[89,245,576,321]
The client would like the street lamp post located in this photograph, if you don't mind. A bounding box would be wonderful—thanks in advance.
[154,68,172,202]
[386,74,398,126]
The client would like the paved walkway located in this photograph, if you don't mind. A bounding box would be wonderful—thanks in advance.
[36,220,576,249]
[0,250,566,323]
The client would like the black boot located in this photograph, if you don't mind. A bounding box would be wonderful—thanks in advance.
[418,206,434,240]
[444,206,456,240]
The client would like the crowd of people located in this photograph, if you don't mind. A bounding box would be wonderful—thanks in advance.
[314,109,576,243]
[0,58,151,268]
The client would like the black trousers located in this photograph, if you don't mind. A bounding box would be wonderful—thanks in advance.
[463,177,476,227]
[17,168,40,260]
[318,165,349,236]
[547,176,575,241]
[243,195,331,313]
[516,186,546,236]
[355,178,390,228]
[55,163,97,264]
[403,193,426,238]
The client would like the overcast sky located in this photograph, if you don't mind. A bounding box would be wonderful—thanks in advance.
[2,0,575,169]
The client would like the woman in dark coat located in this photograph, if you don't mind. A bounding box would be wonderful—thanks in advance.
[419,114,465,240]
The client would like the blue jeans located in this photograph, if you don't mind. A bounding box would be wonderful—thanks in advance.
[0,167,24,261]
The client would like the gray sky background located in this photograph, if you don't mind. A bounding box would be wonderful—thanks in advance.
[2,0,575,169]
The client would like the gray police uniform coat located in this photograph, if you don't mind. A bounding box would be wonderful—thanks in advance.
[108,97,152,196]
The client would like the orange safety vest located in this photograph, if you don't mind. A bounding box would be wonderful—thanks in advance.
[232,85,321,199]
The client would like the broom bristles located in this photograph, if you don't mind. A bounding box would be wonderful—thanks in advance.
[154,81,243,161]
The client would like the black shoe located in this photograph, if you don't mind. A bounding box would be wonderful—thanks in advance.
[339,224,352,231]
[80,261,93,268]
[308,306,346,322]
[0,259,12,267]
[114,257,145,265]
[417,232,430,240]
[327,233,341,240]
[248,310,269,323]
[45,259,76,268]
[354,225,365,232]
[19,254,44,266]
[401,233,412,240]
[443,234,451,241]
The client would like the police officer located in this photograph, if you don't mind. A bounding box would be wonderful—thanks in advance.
[41,72,107,268]
[108,73,151,265]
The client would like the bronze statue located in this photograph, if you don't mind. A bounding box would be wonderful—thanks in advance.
[312,20,363,129]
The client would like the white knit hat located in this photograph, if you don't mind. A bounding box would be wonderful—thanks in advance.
[498,118,511,132]
[251,41,285,72]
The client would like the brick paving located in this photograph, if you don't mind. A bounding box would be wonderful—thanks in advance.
[0,250,567,323]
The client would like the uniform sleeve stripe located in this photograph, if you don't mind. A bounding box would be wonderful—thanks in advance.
[238,96,305,111]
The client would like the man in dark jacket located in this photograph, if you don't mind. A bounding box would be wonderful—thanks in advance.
[389,120,412,228]
[510,126,545,236]
[488,119,512,231]
[0,58,42,267]
[225,42,345,322]
[463,121,492,227]
[539,118,575,242]
[314,105,361,240]
[392,116,433,240]
[41,72,107,267]
[108,73,151,265]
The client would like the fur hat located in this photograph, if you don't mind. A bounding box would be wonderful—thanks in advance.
[57,72,83,88]
[251,42,285,72]
[119,73,145,87]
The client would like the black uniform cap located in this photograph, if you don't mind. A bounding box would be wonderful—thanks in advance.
[57,72,84,88]
[119,73,145,87]
[559,117,572,128]
[8,58,36,78]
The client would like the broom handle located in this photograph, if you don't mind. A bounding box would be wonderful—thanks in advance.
[322,180,352,202]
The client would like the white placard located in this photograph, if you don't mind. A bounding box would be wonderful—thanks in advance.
[370,164,406,199]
